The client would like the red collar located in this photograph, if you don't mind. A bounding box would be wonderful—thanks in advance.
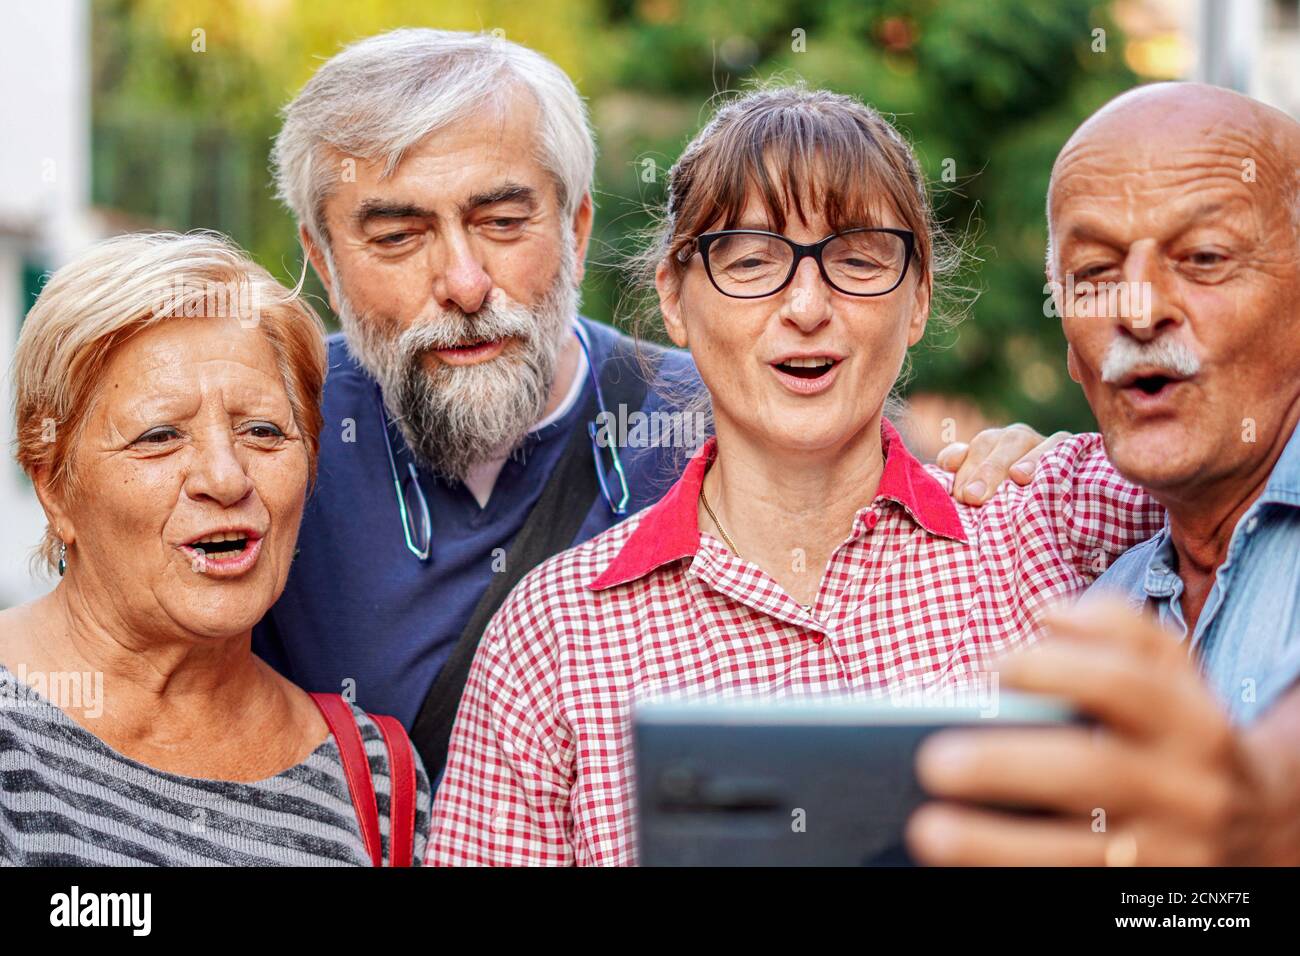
[587,418,966,592]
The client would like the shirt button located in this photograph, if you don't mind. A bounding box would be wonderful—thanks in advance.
[492,810,508,833]
[1245,516,1259,534]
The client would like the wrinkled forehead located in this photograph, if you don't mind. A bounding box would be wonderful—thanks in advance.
[94,319,289,418]
[1049,112,1299,244]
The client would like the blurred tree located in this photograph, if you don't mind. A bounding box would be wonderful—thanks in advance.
[90,0,1138,432]
[586,0,1139,432]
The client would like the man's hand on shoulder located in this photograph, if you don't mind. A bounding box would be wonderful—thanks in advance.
[936,424,1072,505]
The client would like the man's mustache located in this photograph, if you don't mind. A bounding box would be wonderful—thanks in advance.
[1100,335,1202,384]
[394,296,536,356]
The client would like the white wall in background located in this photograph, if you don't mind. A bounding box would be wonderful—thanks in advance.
[0,0,91,606]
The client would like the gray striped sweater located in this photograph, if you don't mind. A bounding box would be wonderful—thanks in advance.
[0,665,430,866]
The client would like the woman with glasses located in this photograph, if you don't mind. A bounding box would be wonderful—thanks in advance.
[429,86,1163,866]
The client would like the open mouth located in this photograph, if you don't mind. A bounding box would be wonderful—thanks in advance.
[1134,375,1172,395]
[773,356,839,379]
[432,336,511,366]
[443,335,501,352]
[180,529,262,564]
[190,532,249,555]
[1121,371,1188,398]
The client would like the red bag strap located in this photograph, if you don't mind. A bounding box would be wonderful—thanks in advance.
[373,713,418,868]
[310,692,382,867]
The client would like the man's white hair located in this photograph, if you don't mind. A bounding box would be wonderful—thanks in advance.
[272,28,596,247]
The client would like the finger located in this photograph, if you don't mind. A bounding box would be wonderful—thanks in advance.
[1008,429,1072,485]
[994,631,1226,746]
[908,803,1204,866]
[1109,822,1235,867]
[951,426,1019,502]
[1039,602,1191,684]
[996,640,1187,739]
[935,442,970,474]
[1042,598,1210,698]
[906,801,1104,866]
[915,726,1225,822]
[955,426,1042,504]
[950,429,997,500]
[917,727,1108,814]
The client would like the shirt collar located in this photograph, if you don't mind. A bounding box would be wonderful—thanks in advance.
[1139,523,1180,599]
[587,417,966,592]
[1136,421,1300,600]
[875,418,967,541]
[530,323,589,434]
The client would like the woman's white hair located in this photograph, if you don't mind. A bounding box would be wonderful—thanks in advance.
[272,28,596,247]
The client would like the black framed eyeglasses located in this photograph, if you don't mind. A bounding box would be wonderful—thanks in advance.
[678,227,915,299]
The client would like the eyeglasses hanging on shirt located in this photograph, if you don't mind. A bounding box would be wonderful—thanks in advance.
[378,387,434,562]
[576,319,631,517]
[380,321,633,563]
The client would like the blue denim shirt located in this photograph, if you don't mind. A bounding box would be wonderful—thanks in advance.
[1090,424,1300,724]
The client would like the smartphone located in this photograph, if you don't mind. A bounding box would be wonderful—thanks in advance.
[633,691,1078,866]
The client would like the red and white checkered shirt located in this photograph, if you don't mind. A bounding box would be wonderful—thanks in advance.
[429,421,1162,866]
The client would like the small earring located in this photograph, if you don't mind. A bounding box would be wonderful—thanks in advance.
[57,540,67,577]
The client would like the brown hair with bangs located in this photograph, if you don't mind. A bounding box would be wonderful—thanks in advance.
[662,85,939,288]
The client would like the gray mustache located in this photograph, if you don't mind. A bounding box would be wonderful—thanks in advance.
[1100,336,1201,384]
[397,307,534,355]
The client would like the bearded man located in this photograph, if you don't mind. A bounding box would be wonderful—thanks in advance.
[254,28,1051,782]
[251,29,701,779]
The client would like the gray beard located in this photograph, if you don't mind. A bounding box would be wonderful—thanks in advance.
[335,241,578,482]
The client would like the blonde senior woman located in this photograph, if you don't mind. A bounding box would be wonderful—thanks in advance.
[430,86,1166,866]
[0,232,427,866]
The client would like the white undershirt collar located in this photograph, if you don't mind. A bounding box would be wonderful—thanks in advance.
[461,326,589,509]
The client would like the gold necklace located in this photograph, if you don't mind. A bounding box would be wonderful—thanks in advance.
[701,485,814,612]
[699,488,742,558]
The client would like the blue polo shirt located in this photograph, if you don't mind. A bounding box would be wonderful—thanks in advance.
[1089,422,1300,724]
[252,317,699,727]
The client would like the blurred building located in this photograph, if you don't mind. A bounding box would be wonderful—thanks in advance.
[0,0,97,605]
[1197,0,1300,114]
[1116,0,1300,113]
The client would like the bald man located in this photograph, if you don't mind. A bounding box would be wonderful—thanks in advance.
[907,82,1300,866]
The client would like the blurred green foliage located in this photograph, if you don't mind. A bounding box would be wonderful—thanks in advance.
[91,0,1140,431]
